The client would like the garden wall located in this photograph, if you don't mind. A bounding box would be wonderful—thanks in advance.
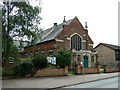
[34,67,68,77]
[76,64,100,74]
[104,65,119,73]
[84,68,98,74]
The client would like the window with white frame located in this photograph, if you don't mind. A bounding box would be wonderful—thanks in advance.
[9,57,14,63]
[41,50,45,54]
[25,53,28,58]
[30,52,33,57]
[36,50,38,55]
[49,49,53,55]
[71,34,82,51]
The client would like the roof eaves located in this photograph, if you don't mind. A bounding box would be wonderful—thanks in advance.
[101,43,120,51]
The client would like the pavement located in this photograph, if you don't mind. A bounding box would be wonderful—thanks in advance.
[2,72,119,89]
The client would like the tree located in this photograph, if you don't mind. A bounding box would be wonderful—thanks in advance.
[2,1,42,61]
[56,49,71,68]
[32,54,48,69]
[9,43,20,60]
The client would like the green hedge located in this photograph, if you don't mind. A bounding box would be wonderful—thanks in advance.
[2,67,15,75]
[32,54,48,69]
[14,60,33,77]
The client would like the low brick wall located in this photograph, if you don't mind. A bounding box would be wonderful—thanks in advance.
[34,67,68,77]
[76,64,100,74]
[104,65,119,73]
[84,68,98,74]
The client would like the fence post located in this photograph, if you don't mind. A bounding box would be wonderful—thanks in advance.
[75,64,82,75]
[64,66,68,75]
[97,64,100,73]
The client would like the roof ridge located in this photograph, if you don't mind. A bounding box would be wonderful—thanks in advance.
[43,18,74,31]
[101,43,119,47]
[41,18,74,40]
[101,43,120,50]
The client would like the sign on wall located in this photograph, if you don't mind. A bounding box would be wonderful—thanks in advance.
[47,56,56,65]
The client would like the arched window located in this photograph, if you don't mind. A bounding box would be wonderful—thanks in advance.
[71,34,82,51]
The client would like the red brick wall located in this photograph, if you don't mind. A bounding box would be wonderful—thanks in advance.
[57,17,94,50]
[24,40,57,57]
[76,64,100,74]
[23,17,94,57]
[34,67,68,77]
[84,68,98,74]
[2,61,18,68]
[104,65,119,73]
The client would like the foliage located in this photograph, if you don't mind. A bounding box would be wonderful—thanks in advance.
[100,69,104,73]
[14,60,33,77]
[2,41,20,61]
[32,54,48,69]
[9,44,20,60]
[56,49,71,68]
[21,58,33,61]
[2,67,15,75]
[68,71,75,74]
[2,1,42,61]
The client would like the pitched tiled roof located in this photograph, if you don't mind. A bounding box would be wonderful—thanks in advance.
[36,18,73,44]
[95,43,120,51]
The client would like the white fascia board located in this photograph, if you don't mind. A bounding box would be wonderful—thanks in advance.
[89,44,93,46]
[55,39,64,42]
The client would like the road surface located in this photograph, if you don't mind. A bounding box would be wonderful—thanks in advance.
[63,76,119,88]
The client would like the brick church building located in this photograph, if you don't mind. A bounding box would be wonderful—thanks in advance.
[23,16,97,68]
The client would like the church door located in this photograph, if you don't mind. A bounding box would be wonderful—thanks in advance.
[83,55,88,68]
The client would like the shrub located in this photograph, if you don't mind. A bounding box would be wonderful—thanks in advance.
[32,54,48,69]
[56,49,71,68]
[14,60,33,77]
[21,58,33,61]
[2,67,15,75]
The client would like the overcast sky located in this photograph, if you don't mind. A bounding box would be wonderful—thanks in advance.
[38,0,119,47]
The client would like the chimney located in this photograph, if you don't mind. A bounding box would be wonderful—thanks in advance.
[54,23,57,26]
[63,16,66,23]
[85,22,88,29]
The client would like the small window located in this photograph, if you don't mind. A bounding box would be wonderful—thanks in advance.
[30,52,33,57]
[36,50,38,55]
[41,50,45,54]
[91,56,94,62]
[77,55,80,62]
[9,57,14,63]
[49,49,53,55]
[115,51,120,61]
[25,53,28,58]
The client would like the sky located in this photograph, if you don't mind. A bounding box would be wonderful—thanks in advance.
[38,0,119,47]
[0,0,119,47]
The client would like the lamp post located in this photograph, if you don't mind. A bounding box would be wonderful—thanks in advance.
[81,52,84,75]
[80,46,84,75]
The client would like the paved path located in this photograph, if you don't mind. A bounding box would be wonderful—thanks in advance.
[2,72,119,89]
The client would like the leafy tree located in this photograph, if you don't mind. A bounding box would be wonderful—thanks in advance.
[9,43,20,60]
[32,54,48,69]
[2,1,42,61]
[56,49,71,68]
